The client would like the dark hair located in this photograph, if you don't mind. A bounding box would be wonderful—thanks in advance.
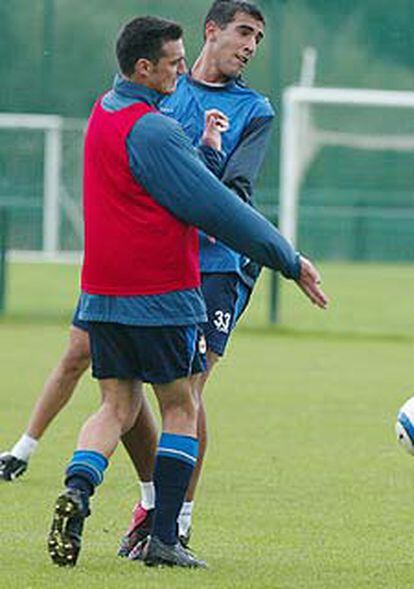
[204,0,265,30]
[116,16,183,76]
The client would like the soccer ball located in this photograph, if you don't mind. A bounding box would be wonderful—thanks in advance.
[395,397,414,455]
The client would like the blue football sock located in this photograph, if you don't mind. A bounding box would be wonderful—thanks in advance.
[66,475,94,515]
[65,450,108,515]
[152,433,199,545]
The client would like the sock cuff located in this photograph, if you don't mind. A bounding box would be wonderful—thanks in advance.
[66,450,108,487]
[139,481,155,510]
[11,433,38,462]
[158,433,199,466]
[181,501,194,514]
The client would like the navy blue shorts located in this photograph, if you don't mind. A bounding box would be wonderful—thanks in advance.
[88,322,207,384]
[72,272,251,357]
[201,273,251,356]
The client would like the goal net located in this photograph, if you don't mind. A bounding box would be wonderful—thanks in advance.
[0,113,85,261]
[279,86,414,261]
[3,97,414,265]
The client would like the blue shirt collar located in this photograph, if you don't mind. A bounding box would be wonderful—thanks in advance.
[113,74,164,107]
[186,71,243,91]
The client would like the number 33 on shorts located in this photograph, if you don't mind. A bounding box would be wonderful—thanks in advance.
[213,310,232,334]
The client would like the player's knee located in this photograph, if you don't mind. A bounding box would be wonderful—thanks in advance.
[62,329,91,377]
[61,349,90,378]
[107,394,140,434]
[165,394,198,424]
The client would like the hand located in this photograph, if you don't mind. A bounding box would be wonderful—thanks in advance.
[296,255,329,309]
[201,109,229,151]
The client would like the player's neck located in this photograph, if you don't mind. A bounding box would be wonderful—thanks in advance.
[192,48,228,85]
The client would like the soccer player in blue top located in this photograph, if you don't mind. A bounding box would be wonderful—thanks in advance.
[121,0,279,553]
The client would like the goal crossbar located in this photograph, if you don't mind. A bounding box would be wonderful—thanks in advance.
[283,86,414,109]
[279,86,414,246]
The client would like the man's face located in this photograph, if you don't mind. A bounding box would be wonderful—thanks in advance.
[147,38,187,94]
[207,12,265,79]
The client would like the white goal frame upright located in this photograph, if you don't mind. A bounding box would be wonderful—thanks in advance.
[0,113,85,260]
[279,86,414,247]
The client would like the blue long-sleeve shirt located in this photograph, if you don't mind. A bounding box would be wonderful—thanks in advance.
[80,76,300,327]
[161,74,274,286]
[128,113,299,274]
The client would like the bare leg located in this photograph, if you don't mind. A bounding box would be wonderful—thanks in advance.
[148,376,199,547]
[185,350,219,501]
[26,326,90,440]
[121,392,158,482]
[47,378,144,567]
[117,390,159,557]
[152,376,198,437]
[77,379,143,458]
[119,359,215,553]
[121,351,218,496]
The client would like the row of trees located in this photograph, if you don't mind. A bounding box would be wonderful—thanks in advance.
[1,0,414,118]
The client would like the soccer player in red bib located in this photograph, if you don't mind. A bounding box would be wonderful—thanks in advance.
[44,15,327,568]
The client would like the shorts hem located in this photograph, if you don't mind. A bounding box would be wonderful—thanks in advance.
[92,366,206,384]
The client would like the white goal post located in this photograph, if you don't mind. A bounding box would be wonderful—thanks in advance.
[0,113,85,260]
[279,86,414,247]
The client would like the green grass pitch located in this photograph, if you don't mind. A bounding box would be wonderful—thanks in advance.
[1,261,414,588]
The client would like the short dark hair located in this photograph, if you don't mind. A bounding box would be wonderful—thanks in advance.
[204,0,265,30]
[116,16,183,76]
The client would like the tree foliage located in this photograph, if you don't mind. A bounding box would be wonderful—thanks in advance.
[1,0,414,116]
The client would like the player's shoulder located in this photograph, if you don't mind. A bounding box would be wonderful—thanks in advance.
[134,110,183,146]
[234,78,275,118]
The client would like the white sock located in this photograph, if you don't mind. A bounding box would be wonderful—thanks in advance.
[178,501,194,536]
[139,481,155,510]
[10,434,38,462]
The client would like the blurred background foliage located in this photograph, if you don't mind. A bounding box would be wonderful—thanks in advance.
[2,0,414,117]
[1,0,414,260]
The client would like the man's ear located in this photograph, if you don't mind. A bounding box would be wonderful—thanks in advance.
[134,58,154,78]
[204,20,220,42]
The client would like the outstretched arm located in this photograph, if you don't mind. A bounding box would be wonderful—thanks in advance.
[127,113,328,307]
